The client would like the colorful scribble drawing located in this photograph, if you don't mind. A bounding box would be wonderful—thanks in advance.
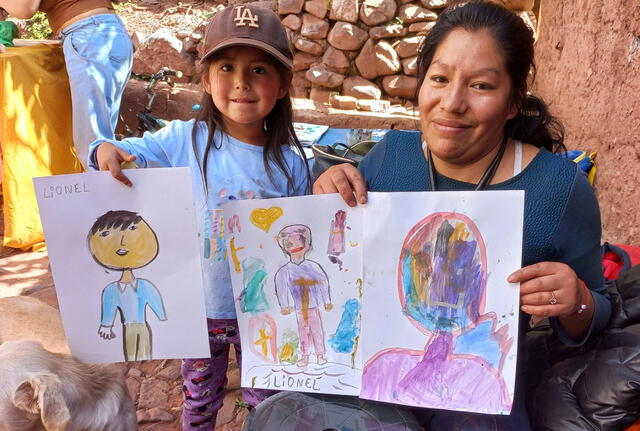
[361,212,513,413]
[238,257,270,313]
[275,224,333,368]
[88,210,167,361]
[327,210,347,270]
[329,298,361,369]
[204,208,226,260]
[249,315,278,363]
[278,328,300,364]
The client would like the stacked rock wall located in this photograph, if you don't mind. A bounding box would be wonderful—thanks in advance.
[278,0,537,110]
[128,0,536,113]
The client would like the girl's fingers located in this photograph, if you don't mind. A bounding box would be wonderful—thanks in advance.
[96,142,135,187]
[107,160,132,187]
[118,147,137,162]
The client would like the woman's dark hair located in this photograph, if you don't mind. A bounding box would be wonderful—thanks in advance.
[191,56,311,195]
[416,0,565,152]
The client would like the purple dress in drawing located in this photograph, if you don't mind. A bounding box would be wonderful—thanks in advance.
[361,212,512,414]
[275,260,330,355]
[275,224,332,367]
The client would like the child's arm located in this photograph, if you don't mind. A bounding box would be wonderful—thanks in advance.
[95,142,138,187]
[0,0,40,19]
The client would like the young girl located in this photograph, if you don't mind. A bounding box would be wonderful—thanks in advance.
[89,5,310,429]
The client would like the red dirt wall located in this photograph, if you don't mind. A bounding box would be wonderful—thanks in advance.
[533,0,640,244]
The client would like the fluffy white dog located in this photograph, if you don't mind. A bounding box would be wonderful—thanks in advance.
[0,340,137,431]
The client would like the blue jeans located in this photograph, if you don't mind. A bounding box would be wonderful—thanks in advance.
[60,14,133,168]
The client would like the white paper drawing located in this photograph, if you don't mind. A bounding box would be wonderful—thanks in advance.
[360,191,524,415]
[33,168,210,363]
[224,194,364,395]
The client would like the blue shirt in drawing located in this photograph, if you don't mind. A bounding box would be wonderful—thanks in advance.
[89,120,310,319]
[100,279,167,325]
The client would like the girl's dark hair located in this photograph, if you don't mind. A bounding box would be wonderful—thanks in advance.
[416,0,565,153]
[191,57,311,195]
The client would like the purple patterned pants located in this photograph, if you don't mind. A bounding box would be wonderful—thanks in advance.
[181,318,274,430]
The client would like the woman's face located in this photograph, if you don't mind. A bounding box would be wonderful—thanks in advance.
[419,28,517,166]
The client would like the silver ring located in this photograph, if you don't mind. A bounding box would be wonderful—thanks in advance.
[549,291,558,305]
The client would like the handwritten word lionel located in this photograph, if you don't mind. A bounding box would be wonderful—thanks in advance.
[269,373,321,391]
[43,183,90,199]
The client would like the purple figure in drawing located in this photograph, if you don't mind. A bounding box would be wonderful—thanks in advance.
[328,210,346,255]
[275,224,333,368]
[361,212,513,414]
[327,210,347,270]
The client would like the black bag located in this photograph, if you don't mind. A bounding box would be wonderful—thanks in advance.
[311,140,377,179]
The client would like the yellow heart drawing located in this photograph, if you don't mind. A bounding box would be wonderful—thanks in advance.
[250,207,283,232]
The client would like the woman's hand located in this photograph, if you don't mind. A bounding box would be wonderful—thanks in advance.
[95,142,136,187]
[508,261,582,318]
[312,163,367,207]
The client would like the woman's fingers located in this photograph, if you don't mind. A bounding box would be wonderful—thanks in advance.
[513,262,580,317]
[508,261,557,283]
[313,163,367,207]
[345,165,368,204]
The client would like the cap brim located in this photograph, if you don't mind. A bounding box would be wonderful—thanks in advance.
[199,38,293,70]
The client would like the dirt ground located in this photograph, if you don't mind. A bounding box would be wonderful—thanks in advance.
[116,0,224,40]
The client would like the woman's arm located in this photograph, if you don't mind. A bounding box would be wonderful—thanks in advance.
[0,0,40,19]
[510,170,610,345]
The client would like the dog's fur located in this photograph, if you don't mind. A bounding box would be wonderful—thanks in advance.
[0,340,137,431]
[0,296,69,355]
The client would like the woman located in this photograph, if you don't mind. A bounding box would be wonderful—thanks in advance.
[0,0,133,168]
[314,1,611,428]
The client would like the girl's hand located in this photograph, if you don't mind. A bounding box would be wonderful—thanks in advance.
[312,163,367,207]
[508,261,582,318]
[95,142,136,187]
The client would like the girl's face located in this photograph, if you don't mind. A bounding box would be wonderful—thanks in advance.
[419,28,517,167]
[202,45,291,143]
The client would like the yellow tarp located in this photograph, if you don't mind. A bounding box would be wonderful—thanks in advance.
[0,43,83,251]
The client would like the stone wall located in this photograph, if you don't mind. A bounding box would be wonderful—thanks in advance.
[129,0,537,114]
[532,0,640,244]
[278,0,537,110]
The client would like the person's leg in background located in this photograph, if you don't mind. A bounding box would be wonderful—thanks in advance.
[61,14,133,168]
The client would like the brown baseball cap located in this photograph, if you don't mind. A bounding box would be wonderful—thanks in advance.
[199,4,293,70]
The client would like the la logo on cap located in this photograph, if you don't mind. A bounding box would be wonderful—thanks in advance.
[234,6,259,28]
